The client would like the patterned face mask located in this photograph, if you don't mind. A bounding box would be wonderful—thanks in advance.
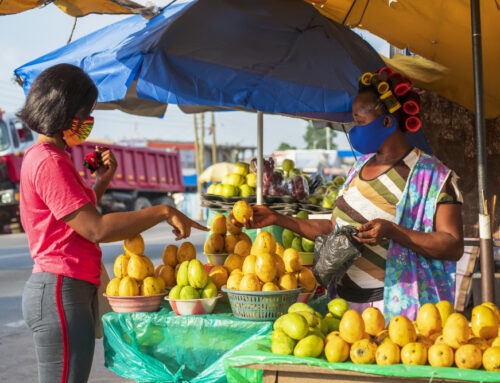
[63,116,94,147]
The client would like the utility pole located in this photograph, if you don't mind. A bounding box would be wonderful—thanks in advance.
[210,112,217,165]
[193,114,203,220]
[326,127,331,150]
[200,113,205,171]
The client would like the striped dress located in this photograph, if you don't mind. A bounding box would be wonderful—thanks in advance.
[333,148,462,291]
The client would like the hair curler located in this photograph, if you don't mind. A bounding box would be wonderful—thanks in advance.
[402,92,420,115]
[405,116,421,132]
[370,73,390,94]
[378,67,394,81]
[390,73,413,96]
[360,72,373,86]
[380,91,402,113]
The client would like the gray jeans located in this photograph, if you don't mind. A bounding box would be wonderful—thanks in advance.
[22,272,97,383]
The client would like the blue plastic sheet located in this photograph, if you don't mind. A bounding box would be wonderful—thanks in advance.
[103,303,272,383]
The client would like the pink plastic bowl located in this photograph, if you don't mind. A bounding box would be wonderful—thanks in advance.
[296,285,318,304]
[104,293,167,313]
[165,295,222,315]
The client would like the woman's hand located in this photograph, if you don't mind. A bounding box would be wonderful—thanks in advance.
[354,218,395,245]
[230,205,278,230]
[95,147,117,184]
[165,206,209,240]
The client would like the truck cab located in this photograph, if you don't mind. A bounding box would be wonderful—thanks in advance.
[0,109,37,231]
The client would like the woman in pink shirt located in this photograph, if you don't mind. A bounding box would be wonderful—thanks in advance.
[18,64,207,383]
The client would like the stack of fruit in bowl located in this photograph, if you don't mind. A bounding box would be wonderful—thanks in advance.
[206,162,256,198]
[153,241,197,290]
[105,234,168,313]
[271,296,500,372]
[166,259,221,315]
[282,211,315,258]
[204,213,253,265]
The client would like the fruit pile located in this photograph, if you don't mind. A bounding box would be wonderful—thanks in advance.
[282,211,315,253]
[204,213,253,255]
[155,241,197,289]
[206,161,256,198]
[305,175,345,209]
[271,298,500,372]
[106,234,166,297]
[167,259,218,300]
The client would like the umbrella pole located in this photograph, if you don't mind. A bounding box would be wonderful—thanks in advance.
[193,114,203,220]
[471,0,495,303]
[257,111,264,207]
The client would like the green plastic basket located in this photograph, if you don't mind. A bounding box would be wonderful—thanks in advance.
[222,287,304,321]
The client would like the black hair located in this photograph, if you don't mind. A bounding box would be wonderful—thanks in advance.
[17,64,98,137]
[357,86,407,132]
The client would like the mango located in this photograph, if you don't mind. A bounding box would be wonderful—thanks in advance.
[362,307,385,336]
[291,237,304,252]
[443,313,471,349]
[278,273,298,290]
[262,282,280,291]
[481,302,500,323]
[483,346,500,372]
[388,315,417,347]
[468,337,490,352]
[118,276,139,296]
[273,315,286,331]
[224,235,240,254]
[374,329,390,345]
[281,313,309,340]
[339,310,366,344]
[106,277,121,296]
[232,200,253,224]
[401,342,427,365]
[282,229,295,249]
[416,303,442,337]
[375,340,400,365]
[188,259,208,289]
[226,214,242,235]
[297,267,316,292]
[255,253,277,283]
[158,264,176,288]
[293,335,324,358]
[162,245,178,267]
[142,256,155,276]
[242,255,257,274]
[350,339,377,364]
[283,248,302,272]
[208,266,228,290]
[252,231,276,255]
[324,314,341,332]
[123,234,144,256]
[224,254,244,274]
[211,214,227,235]
[201,281,218,298]
[436,300,455,326]
[288,302,315,315]
[325,334,350,363]
[180,285,200,299]
[328,298,350,319]
[471,305,499,339]
[272,334,296,355]
[226,272,243,290]
[275,243,285,258]
[176,261,190,286]
[301,237,315,252]
[455,344,482,369]
[155,275,166,292]
[177,242,196,263]
[113,254,129,278]
[239,273,261,291]
[168,285,182,299]
[428,344,454,367]
[140,276,163,296]
[295,311,319,327]
[204,234,225,254]
[127,255,149,281]
[234,240,251,257]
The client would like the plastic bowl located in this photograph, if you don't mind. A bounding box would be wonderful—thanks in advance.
[165,294,222,315]
[299,252,314,266]
[104,292,167,313]
[206,253,229,266]
[296,285,318,304]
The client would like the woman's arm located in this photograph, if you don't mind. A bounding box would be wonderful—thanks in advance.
[239,205,334,240]
[354,204,463,261]
[92,148,117,203]
[63,202,208,243]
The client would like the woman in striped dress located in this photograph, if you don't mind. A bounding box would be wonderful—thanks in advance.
[239,69,463,319]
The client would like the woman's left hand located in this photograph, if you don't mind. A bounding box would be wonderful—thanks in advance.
[96,147,117,183]
[354,219,394,245]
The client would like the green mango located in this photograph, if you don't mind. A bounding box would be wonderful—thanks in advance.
[168,285,182,300]
[288,302,315,314]
[291,237,304,252]
[179,285,200,299]
[293,335,324,358]
[296,211,309,219]
[301,237,315,252]
[201,282,217,298]
[271,336,296,355]
[282,229,295,249]
[295,311,319,327]
[187,259,208,289]
[281,313,309,340]
[176,261,190,286]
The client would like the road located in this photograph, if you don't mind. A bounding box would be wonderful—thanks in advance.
[0,222,208,382]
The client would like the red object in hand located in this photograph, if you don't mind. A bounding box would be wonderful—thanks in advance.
[83,146,109,173]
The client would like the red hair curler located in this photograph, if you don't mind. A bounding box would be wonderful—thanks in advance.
[405,116,421,132]
[378,67,394,81]
[389,73,413,96]
[402,92,420,115]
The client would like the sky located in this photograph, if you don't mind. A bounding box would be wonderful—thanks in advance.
[0,1,390,154]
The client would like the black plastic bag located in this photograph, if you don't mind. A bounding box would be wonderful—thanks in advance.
[312,225,362,289]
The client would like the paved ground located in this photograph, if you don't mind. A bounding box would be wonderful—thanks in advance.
[0,222,208,382]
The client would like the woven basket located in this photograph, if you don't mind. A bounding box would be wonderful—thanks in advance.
[222,287,304,321]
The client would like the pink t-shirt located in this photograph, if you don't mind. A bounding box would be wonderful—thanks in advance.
[20,142,102,286]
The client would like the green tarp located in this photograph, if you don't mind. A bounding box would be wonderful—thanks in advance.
[224,335,500,383]
[103,303,272,383]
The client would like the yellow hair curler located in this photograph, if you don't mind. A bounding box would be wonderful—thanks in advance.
[380,91,401,113]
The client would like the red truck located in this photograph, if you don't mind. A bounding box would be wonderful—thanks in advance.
[0,110,184,232]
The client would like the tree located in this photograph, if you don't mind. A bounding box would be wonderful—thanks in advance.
[303,121,337,150]
[277,142,297,151]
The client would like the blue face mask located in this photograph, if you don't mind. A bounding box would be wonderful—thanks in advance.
[348,114,396,154]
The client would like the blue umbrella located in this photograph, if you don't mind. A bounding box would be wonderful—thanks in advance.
[14,0,383,122]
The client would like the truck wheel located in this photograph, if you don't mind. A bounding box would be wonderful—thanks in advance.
[155,196,175,207]
[133,197,152,211]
